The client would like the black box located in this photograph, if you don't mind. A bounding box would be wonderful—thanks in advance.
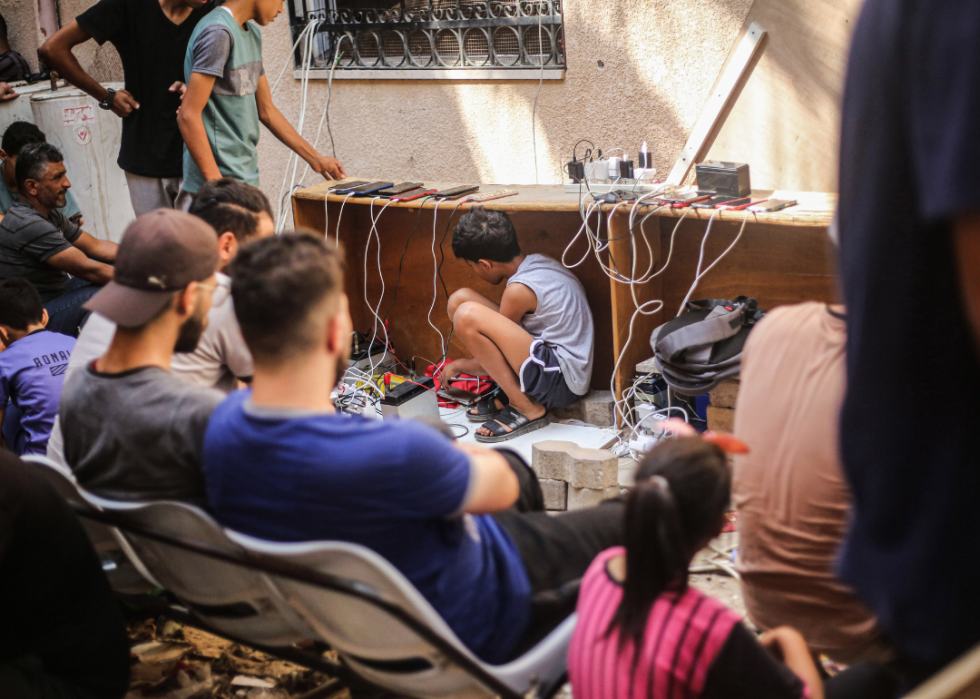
[695,161,751,197]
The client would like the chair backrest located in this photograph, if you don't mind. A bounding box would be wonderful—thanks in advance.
[102,500,313,647]
[225,530,553,699]
[906,642,980,699]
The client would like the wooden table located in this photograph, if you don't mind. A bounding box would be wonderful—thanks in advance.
[293,181,838,401]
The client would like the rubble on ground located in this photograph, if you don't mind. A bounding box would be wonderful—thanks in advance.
[124,618,344,699]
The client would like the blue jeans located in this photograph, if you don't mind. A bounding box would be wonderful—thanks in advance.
[43,277,98,338]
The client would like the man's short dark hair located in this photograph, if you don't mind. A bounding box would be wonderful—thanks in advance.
[2,122,45,156]
[15,142,63,191]
[230,231,344,362]
[451,206,522,263]
[0,278,43,330]
[189,178,273,242]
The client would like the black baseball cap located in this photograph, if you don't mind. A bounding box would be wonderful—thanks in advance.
[85,209,220,328]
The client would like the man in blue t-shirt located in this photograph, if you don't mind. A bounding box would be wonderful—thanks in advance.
[0,278,75,455]
[203,233,623,664]
[838,0,980,685]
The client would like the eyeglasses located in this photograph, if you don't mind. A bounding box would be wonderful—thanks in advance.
[197,276,231,307]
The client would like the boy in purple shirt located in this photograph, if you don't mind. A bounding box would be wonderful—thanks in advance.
[0,278,75,455]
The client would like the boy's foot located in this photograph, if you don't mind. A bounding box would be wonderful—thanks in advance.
[466,392,509,422]
[475,405,549,442]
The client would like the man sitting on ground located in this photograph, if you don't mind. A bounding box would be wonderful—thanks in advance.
[59,209,224,506]
[733,302,889,663]
[441,207,594,443]
[204,233,622,664]
[0,143,116,337]
[0,279,75,455]
[0,122,83,223]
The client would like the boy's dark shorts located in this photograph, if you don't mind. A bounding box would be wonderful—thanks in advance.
[519,340,582,409]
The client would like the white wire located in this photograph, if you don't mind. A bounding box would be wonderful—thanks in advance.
[270,20,317,96]
[531,2,544,184]
[335,192,353,246]
[364,197,393,375]
[676,212,750,316]
[427,199,447,357]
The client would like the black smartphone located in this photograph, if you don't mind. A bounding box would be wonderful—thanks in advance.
[433,185,480,200]
[377,182,424,197]
[691,195,739,209]
[329,180,370,191]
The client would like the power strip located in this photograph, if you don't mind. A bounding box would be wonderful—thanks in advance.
[563,181,662,194]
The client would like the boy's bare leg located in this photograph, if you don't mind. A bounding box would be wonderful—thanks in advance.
[453,301,546,436]
[447,288,499,321]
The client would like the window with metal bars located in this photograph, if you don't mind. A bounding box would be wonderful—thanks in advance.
[287,0,565,75]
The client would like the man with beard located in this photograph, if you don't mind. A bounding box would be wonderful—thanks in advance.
[0,143,117,337]
[59,209,224,508]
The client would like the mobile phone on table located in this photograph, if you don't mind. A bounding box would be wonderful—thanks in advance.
[718,198,767,211]
[748,199,798,213]
[691,195,739,209]
[392,188,437,202]
[376,182,424,197]
[329,180,370,192]
[433,185,479,200]
[670,195,712,208]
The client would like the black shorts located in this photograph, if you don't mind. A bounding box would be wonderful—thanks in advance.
[519,340,581,409]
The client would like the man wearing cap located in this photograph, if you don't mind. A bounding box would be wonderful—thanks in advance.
[58,209,225,507]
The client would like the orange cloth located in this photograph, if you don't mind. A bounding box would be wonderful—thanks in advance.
[733,302,880,658]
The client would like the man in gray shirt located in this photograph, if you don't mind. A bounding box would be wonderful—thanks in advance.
[59,209,224,507]
[0,143,117,337]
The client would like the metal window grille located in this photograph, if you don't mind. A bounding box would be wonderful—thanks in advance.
[287,0,565,72]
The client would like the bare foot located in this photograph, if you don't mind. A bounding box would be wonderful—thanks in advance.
[476,404,547,437]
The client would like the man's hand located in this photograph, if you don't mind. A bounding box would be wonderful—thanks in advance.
[69,213,83,227]
[170,81,187,114]
[0,82,18,102]
[311,155,347,180]
[111,89,139,118]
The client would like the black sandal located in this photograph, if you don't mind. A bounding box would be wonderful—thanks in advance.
[475,405,550,443]
[466,391,509,423]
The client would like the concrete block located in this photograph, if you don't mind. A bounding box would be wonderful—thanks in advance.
[540,478,567,511]
[531,440,571,480]
[706,405,735,433]
[709,379,740,409]
[568,486,622,510]
[550,390,615,427]
[532,440,618,489]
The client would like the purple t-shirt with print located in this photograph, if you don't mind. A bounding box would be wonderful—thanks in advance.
[0,330,75,455]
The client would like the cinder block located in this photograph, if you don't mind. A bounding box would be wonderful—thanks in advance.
[709,379,740,410]
[565,447,619,490]
[531,440,571,480]
[550,390,615,427]
[532,440,618,489]
[567,486,622,510]
[706,405,735,433]
[540,478,567,511]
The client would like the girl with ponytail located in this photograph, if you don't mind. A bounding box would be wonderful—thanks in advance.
[568,432,893,699]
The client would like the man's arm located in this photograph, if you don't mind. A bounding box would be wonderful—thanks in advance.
[456,443,520,514]
[177,72,223,183]
[38,22,140,118]
[954,214,980,353]
[72,231,117,264]
[45,246,113,285]
[254,75,346,180]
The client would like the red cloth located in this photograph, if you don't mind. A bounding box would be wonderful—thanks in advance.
[424,361,495,407]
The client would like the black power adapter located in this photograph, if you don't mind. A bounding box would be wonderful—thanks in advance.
[567,160,586,182]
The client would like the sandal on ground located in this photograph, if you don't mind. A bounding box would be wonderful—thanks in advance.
[466,391,509,423]
[475,405,550,443]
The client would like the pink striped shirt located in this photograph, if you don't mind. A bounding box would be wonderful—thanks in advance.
[568,547,742,699]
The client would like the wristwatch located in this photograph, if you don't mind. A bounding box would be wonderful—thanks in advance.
[99,88,116,111]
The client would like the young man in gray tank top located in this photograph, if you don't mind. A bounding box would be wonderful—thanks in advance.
[441,207,594,443]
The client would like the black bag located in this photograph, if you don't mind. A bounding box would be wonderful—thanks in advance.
[650,297,765,396]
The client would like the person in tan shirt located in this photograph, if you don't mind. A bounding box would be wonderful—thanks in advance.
[733,301,889,663]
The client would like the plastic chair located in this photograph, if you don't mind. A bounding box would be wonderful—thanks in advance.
[21,454,158,593]
[905,643,980,699]
[225,529,575,699]
[95,499,314,647]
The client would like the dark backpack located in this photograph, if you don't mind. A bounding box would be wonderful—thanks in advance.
[650,297,765,395]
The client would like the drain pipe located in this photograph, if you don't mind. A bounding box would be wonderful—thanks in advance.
[37,0,59,42]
